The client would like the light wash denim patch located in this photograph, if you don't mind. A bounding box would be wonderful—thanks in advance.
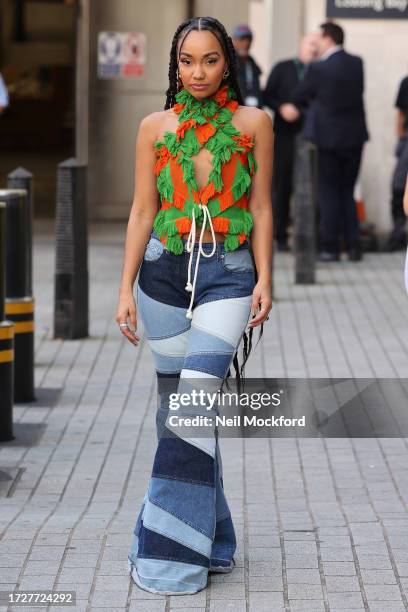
[144,236,165,261]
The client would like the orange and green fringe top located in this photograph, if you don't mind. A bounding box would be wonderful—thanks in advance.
[153,84,258,254]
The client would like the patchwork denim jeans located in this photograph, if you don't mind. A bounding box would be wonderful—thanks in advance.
[128,230,256,595]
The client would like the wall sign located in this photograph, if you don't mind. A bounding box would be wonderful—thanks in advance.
[327,0,408,18]
[97,31,146,79]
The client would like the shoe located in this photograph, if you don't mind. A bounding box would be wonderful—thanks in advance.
[318,251,340,262]
[348,247,363,261]
[209,557,236,573]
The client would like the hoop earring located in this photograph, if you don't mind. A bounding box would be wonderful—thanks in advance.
[223,67,230,79]
[176,68,183,90]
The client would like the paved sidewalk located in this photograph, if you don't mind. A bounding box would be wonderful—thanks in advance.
[1,220,408,612]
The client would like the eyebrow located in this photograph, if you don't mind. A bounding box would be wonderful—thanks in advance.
[179,51,221,58]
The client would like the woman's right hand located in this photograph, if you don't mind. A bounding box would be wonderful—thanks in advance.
[116,290,140,346]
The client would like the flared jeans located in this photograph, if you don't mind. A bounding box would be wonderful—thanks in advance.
[128,230,255,595]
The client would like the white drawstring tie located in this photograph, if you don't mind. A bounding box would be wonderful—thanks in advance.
[185,204,217,319]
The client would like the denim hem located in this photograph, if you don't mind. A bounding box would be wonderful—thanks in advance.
[129,559,207,595]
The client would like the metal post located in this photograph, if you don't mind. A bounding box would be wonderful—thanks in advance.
[7,167,34,295]
[54,158,89,339]
[293,137,318,284]
[0,202,15,441]
[0,189,36,403]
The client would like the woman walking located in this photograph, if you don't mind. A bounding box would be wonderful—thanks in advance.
[116,16,274,595]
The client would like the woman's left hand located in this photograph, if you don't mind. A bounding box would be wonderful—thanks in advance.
[248,279,272,328]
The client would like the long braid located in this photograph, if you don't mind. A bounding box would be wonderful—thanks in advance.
[165,16,264,383]
[165,21,191,110]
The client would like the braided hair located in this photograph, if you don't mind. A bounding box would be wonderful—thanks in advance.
[165,16,265,385]
[165,16,244,110]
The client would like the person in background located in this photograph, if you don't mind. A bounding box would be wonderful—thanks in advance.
[231,24,263,108]
[0,71,9,113]
[384,74,408,251]
[263,34,319,251]
[287,22,369,262]
[403,174,408,293]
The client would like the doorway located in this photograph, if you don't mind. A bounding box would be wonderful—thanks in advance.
[0,0,77,217]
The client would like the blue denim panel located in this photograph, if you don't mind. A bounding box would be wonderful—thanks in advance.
[194,258,255,305]
[210,516,237,565]
[136,285,190,339]
[143,500,212,558]
[220,248,254,273]
[157,371,181,383]
[133,492,148,536]
[138,523,210,568]
[186,326,235,354]
[183,352,233,378]
[152,437,215,486]
[215,467,231,522]
[156,373,181,439]
[128,491,149,566]
[149,476,215,538]
[138,234,255,310]
[150,350,186,374]
[138,250,189,308]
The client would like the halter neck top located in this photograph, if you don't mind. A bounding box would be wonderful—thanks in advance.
[151,84,258,319]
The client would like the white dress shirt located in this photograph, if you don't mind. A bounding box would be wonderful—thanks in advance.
[319,45,343,62]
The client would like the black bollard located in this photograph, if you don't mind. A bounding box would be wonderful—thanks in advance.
[0,202,15,441]
[7,167,34,295]
[0,189,36,403]
[293,138,318,284]
[54,158,88,339]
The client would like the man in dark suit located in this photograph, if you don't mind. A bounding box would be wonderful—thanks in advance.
[263,34,319,251]
[288,22,369,261]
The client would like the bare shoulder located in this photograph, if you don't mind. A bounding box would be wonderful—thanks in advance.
[235,105,273,137]
[138,109,178,143]
[138,110,166,135]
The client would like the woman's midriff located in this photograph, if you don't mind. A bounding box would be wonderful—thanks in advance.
[181,228,226,243]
